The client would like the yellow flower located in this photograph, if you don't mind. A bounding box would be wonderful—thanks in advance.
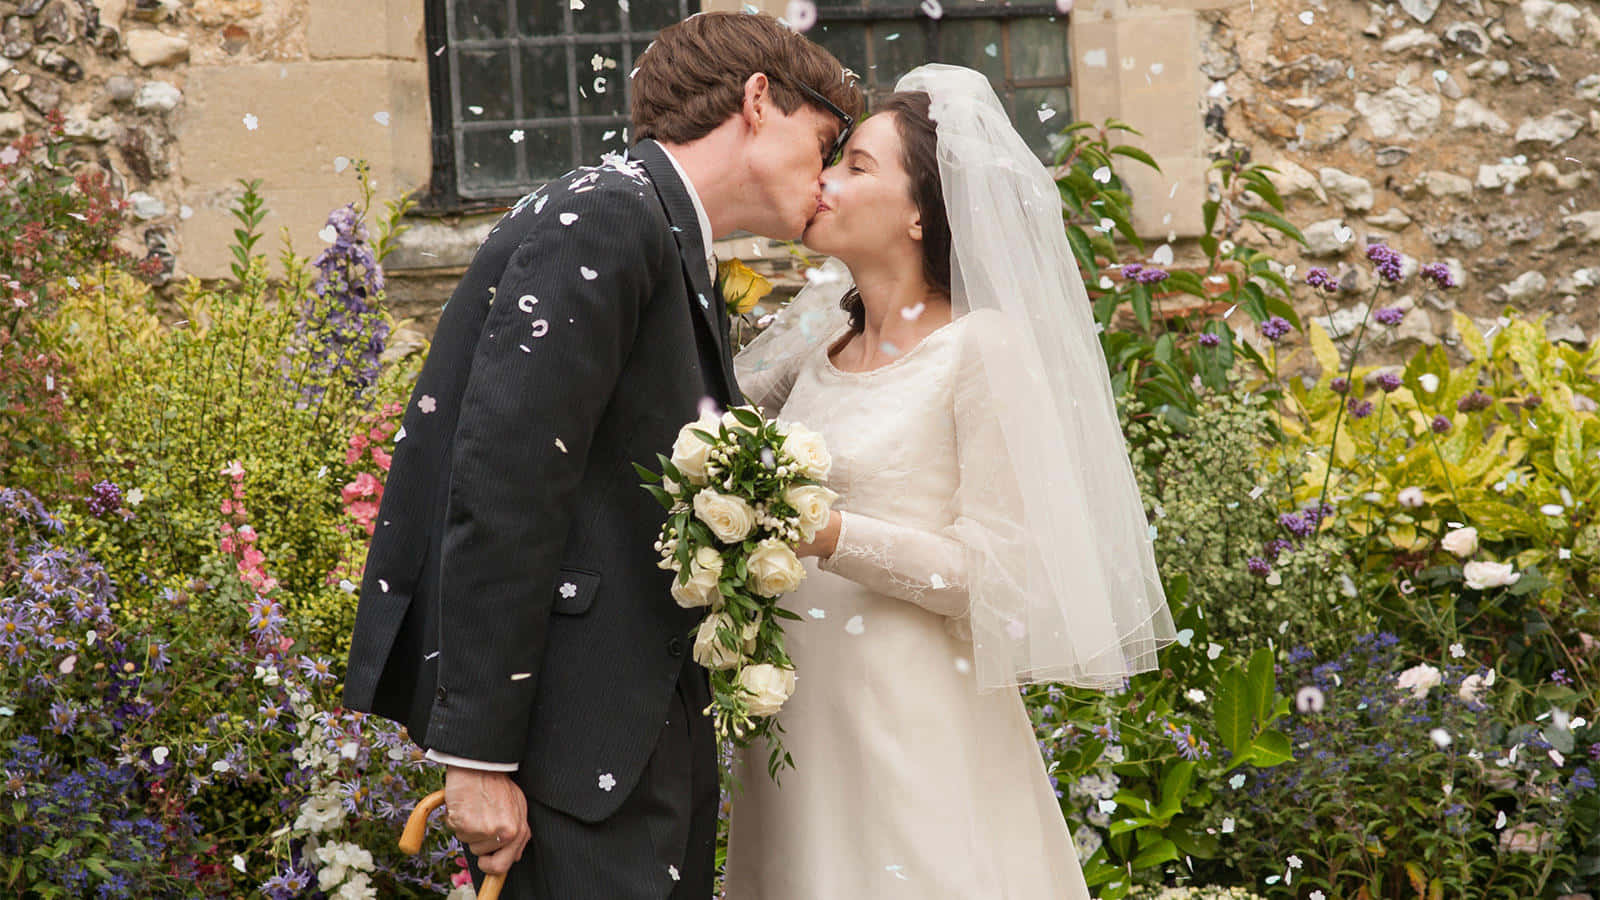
[717,258,772,316]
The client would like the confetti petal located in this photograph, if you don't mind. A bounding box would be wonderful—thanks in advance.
[844,615,865,635]
[560,213,579,226]
[373,111,390,126]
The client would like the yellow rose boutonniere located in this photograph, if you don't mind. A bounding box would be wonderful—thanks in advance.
[717,258,773,317]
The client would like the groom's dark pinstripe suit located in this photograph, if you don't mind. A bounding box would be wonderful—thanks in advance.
[342,140,740,899]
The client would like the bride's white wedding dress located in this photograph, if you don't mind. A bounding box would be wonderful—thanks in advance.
[723,311,1090,900]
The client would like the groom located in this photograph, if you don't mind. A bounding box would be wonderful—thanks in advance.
[341,11,860,900]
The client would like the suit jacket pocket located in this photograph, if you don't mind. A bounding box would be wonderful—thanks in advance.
[551,567,601,615]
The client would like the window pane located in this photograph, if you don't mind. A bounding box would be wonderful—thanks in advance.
[571,0,621,33]
[936,19,1004,82]
[520,43,571,119]
[521,126,576,182]
[459,127,525,190]
[576,41,627,117]
[577,120,629,160]
[630,0,686,31]
[455,2,511,40]
[1009,17,1069,79]
[1011,86,1071,162]
[811,22,867,88]
[871,25,930,91]
[457,47,517,122]
[516,0,564,36]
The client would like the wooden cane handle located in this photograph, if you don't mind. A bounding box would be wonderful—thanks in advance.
[399,789,508,900]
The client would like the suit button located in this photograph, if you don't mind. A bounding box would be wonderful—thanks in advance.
[435,686,448,702]
[667,637,684,658]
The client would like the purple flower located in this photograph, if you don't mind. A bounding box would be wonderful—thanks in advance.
[1121,263,1143,279]
[1247,556,1273,577]
[1264,538,1294,560]
[299,656,335,683]
[1331,376,1350,394]
[1135,267,1170,285]
[86,480,122,518]
[1198,332,1221,348]
[48,701,78,735]
[1305,267,1338,292]
[1164,722,1212,760]
[297,204,390,398]
[1552,668,1573,687]
[1457,390,1492,412]
[1261,316,1293,342]
[1348,398,1375,419]
[1365,242,1404,282]
[1373,306,1405,326]
[1377,372,1402,393]
[1420,262,1456,289]
[1279,512,1315,539]
[1431,415,1453,434]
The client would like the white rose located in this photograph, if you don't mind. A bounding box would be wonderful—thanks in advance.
[670,409,721,485]
[741,610,763,654]
[1441,526,1479,557]
[671,546,724,609]
[693,489,756,543]
[781,423,832,480]
[737,663,797,717]
[1396,663,1442,700]
[1463,560,1520,590]
[783,484,838,541]
[693,612,743,670]
[1458,673,1488,703]
[746,538,806,598]
[1397,486,1425,508]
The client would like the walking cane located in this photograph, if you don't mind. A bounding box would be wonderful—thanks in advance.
[400,789,507,900]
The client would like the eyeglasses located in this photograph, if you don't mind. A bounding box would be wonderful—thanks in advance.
[768,72,854,165]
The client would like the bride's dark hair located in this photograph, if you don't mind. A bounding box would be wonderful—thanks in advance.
[841,91,952,333]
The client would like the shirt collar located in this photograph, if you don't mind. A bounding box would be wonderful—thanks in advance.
[656,144,715,267]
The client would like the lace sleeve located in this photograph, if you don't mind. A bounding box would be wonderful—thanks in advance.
[817,511,969,618]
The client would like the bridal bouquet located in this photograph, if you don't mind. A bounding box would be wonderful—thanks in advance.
[637,404,836,778]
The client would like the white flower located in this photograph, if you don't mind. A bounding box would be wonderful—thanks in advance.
[1459,673,1488,703]
[1463,560,1520,590]
[737,663,797,717]
[1450,643,1466,658]
[780,423,832,480]
[1441,526,1478,557]
[784,484,838,542]
[1296,686,1326,713]
[1222,816,1236,833]
[1418,373,1440,393]
[314,841,374,892]
[1287,854,1303,869]
[670,546,724,609]
[1398,486,1425,508]
[232,854,246,873]
[670,409,721,484]
[1185,688,1207,704]
[125,488,144,506]
[334,872,376,900]
[1396,663,1443,700]
[746,538,806,598]
[693,490,756,544]
[1430,728,1453,747]
[692,612,744,670]
[294,791,347,833]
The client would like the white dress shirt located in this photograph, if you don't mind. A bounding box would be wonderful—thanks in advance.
[426,147,717,775]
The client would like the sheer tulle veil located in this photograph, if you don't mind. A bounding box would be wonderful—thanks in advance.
[736,63,1175,690]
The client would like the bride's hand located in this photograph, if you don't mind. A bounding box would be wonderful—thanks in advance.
[794,510,842,559]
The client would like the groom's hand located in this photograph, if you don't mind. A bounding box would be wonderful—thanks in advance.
[444,766,530,875]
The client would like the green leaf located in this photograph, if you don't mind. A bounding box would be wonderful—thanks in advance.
[1214,668,1252,755]
[1130,837,1181,869]
[1132,284,1152,332]
[632,461,660,482]
[1108,145,1161,171]
[1248,728,1294,766]
[1241,210,1307,246]
[1247,646,1276,723]
[729,406,762,428]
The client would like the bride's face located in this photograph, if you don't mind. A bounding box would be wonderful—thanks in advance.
[803,113,921,261]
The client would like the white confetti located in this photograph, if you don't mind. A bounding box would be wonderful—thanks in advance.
[885,864,909,880]
[900,302,926,320]
[1222,816,1235,833]
[379,579,390,593]
[468,105,484,115]
[231,854,246,874]
[668,865,680,881]
[152,746,169,765]
[510,672,532,681]
[1297,10,1314,24]
[510,129,526,144]
[1229,773,1246,789]
[954,657,972,674]
[373,111,390,126]
[570,0,584,8]
[394,426,406,443]
[1037,106,1057,122]
[242,113,259,130]
[1092,166,1112,183]
[531,320,549,338]
[1056,0,1073,11]
[318,225,337,243]
[560,582,578,599]
[560,213,579,226]
[518,294,539,313]
[1207,642,1223,660]
[919,0,942,18]
[580,266,598,280]
[1430,728,1453,747]
[418,395,437,414]
[598,772,616,791]
[929,572,947,589]
[554,438,568,453]
[1097,798,1117,814]
[1495,810,1507,829]
[1151,243,1174,266]
[808,608,826,619]
[844,615,865,635]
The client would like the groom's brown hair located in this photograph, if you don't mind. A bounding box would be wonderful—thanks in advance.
[631,12,863,145]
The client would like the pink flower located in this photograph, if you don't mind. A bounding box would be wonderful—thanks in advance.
[341,472,381,503]
[369,446,392,472]
[221,498,234,516]
[221,460,245,478]
[347,500,379,534]
[452,871,473,888]
[219,536,236,555]
[237,525,257,543]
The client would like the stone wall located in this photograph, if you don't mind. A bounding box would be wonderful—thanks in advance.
[3,0,1592,356]
[1189,0,1599,356]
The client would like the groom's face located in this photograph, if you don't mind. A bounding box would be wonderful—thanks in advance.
[742,79,845,240]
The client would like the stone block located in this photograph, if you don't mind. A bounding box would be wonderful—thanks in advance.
[177,59,431,279]
[125,28,187,66]
[309,0,424,60]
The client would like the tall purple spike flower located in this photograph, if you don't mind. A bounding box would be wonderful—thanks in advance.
[298,204,389,400]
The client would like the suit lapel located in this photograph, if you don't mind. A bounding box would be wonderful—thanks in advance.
[629,140,741,404]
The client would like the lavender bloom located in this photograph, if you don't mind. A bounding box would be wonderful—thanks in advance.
[1348,398,1375,419]
[1198,332,1221,347]
[1552,668,1573,687]
[1331,376,1350,394]
[1261,316,1293,342]
[297,203,390,399]
[1279,512,1315,538]
[1304,267,1337,292]
[1120,263,1143,279]
[1373,306,1405,326]
[1247,556,1273,577]
[48,700,78,735]
[1377,372,1403,393]
[1365,242,1404,282]
[1420,262,1456,289]
[1265,538,1294,560]
[85,480,122,518]
[1135,267,1170,285]
[1165,722,1212,760]
[1431,415,1453,434]
[299,656,336,683]
[1457,390,1493,412]
[1570,766,1597,794]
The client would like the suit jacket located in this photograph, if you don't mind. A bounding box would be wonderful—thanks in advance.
[342,140,741,823]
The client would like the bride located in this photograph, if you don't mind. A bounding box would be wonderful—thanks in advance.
[724,65,1176,898]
